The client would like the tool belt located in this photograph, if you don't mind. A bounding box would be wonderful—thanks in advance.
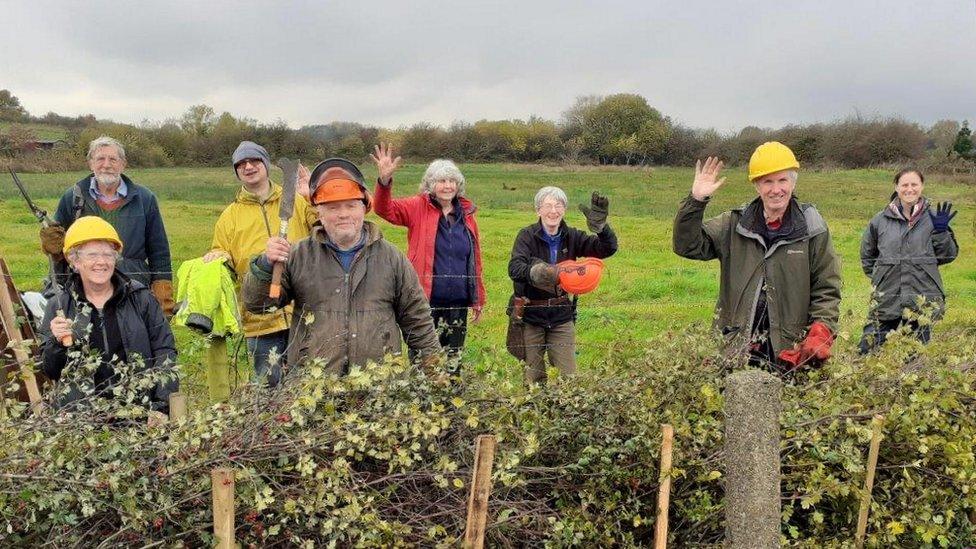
[511,295,571,320]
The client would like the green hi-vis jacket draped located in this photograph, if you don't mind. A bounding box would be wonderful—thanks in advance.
[173,257,242,337]
[673,195,842,355]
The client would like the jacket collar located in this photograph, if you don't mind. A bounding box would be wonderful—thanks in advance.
[69,270,139,305]
[884,196,928,222]
[533,219,566,240]
[424,192,477,216]
[236,182,281,205]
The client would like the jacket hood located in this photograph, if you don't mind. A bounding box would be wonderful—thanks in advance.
[735,196,828,242]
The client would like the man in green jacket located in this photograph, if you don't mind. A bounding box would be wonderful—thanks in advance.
[242,158,441,375]
[672,142,842,373]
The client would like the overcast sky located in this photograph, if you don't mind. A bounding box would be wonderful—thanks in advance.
[2,0,974,132]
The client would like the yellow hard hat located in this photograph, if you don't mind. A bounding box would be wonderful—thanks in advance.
[748,141,799,181]
[63,216,123,254]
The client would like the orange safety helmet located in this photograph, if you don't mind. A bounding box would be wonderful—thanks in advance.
[308,158,372,212]
[556,257,605,295]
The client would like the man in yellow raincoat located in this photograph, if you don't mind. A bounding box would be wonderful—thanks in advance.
[203,141,318,386]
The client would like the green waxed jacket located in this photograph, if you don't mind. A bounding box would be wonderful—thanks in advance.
[242,221,441,374]
[673,195,842,355]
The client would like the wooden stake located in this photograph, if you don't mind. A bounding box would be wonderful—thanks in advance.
[464,434,497,549]
[0,285,42,412]
[169,392,187,422]
[855,415,884,548]
[654,423,674,549]
[211,467,235,549]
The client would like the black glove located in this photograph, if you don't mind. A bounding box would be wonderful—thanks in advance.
[929,201,956,234]
[578,192,609,233]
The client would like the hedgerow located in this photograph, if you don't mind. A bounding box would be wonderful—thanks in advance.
[1,326,974,547]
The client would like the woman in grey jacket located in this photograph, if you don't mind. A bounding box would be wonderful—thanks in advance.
[858,168,959,353]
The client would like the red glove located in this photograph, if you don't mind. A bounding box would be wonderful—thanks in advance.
[777,321,834,369]
[800,321,834,362]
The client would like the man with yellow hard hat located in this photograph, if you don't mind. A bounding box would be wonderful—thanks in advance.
[242,158,441,376]
[672,142,841,374]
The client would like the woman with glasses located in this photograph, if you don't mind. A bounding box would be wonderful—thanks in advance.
[39,216,178,415]
[507,186,617,384]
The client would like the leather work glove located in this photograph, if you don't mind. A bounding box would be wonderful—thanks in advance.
[151,280,176,318]
[40,224,66,256]
[529,262,560,293]
[929,201,956,234]
[777,321,834,369]
[578,192,609,233]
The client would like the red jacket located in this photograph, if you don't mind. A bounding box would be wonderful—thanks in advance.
[373,181,486,310]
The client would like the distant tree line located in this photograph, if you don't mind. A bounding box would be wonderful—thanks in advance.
[1,89,973,171]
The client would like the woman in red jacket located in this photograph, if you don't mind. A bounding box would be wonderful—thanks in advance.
[371,143,487,365]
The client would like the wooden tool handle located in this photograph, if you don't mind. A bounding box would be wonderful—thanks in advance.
[269,261,285,299]
[57,309,72,347]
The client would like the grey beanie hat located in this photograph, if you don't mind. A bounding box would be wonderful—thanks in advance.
[232,141,271,179]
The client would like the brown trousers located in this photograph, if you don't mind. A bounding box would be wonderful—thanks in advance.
[522,321,577,384]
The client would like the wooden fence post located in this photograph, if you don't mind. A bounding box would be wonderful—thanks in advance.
[211,467,235,549]
[855,415,884,548]
[654,423,674,549]
[464,434,497,549]
[169,392,187,422]
[0,285,41,412]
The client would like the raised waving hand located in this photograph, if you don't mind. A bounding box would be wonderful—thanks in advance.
[691,157,726,201]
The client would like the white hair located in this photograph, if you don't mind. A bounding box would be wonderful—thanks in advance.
[87,136,126,162]
[534,186,568,210]
[788,169,798,183]
[420,159,466,196]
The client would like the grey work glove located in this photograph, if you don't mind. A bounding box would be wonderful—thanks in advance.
[529,262,560,293]
[578,192,609,233]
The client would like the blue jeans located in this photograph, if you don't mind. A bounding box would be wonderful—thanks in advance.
[246,330,288,387]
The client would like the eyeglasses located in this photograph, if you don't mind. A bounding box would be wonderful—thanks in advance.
[76,251,118,262]
[236,159,264,170]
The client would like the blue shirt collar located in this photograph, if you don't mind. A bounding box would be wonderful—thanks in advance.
[89,176,128,202]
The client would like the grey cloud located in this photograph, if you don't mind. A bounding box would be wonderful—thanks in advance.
[2,0,973,129]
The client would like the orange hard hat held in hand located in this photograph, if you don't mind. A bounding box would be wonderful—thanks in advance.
[556,257,605,295]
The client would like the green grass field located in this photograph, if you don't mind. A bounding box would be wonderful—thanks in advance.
[2,164,974,393]
[0,121,71,141]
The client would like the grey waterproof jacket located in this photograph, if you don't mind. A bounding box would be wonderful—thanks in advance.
[242,221,441,374]
[673,195,842,355]
[860,200,958,321]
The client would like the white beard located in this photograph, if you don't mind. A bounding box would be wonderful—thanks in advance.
[95,173,121,187]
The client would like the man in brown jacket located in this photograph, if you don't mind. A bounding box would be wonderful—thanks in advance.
[243,158,441,375]
[672,143,842,373]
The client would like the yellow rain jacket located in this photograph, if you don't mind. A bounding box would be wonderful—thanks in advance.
[209,183,318,337]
